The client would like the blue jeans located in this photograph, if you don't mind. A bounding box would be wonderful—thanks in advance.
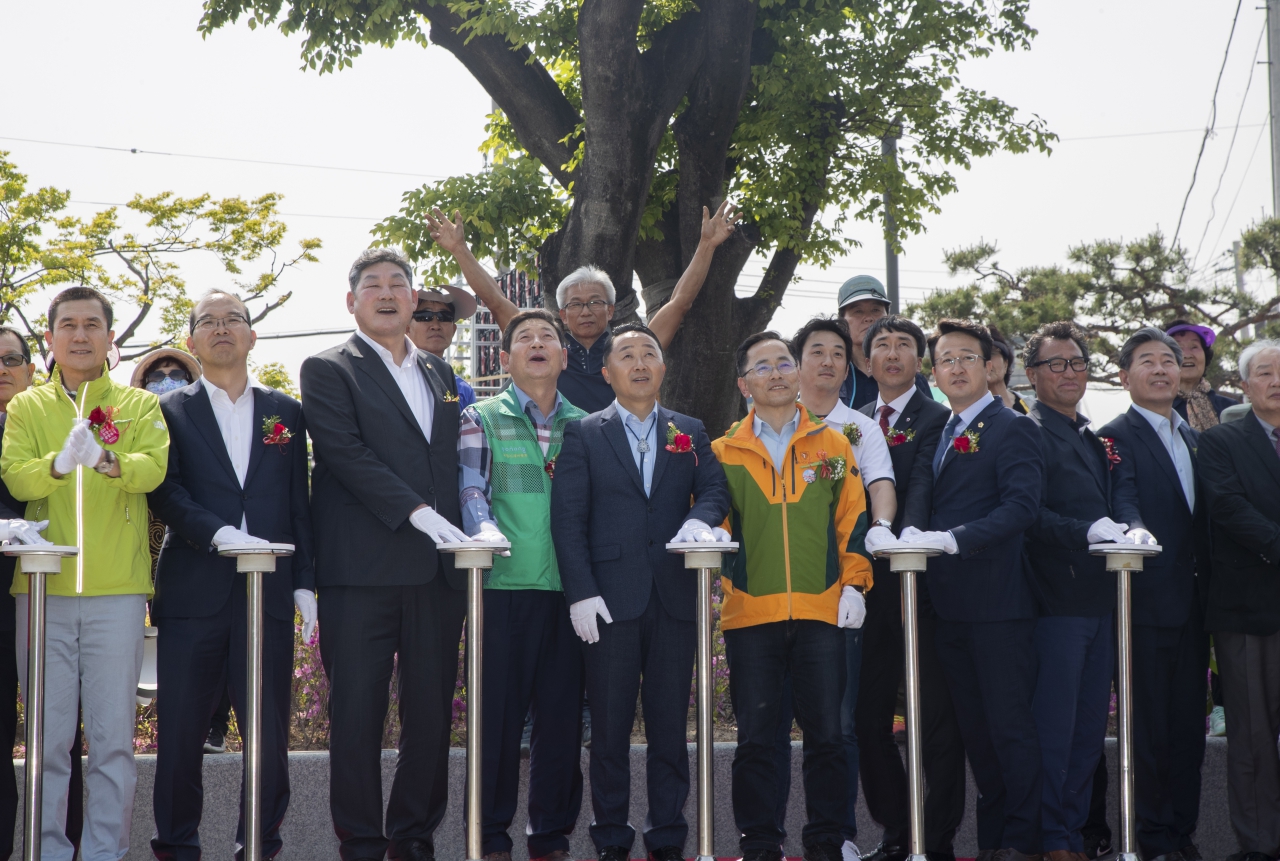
[775,626,863,843]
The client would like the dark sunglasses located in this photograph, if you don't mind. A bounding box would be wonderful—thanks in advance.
[0,354,28,368]
[145,369,192,385]
[413,309,455,324]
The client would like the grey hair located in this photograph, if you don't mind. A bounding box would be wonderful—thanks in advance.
[555,266,616,307]
[189,289,253,334]
[1118,326,1182,371]
[348,247,414,291]
[1239,339,1280,381]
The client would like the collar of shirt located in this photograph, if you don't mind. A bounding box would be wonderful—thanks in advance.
[356,328,418,372]
[614,399,658,432]
[200,374,270,408]
[565,329,612,373]
[1039,403,1091,434]
[752,406,800,442]
[511,383,563,425]
[952,391,995,434]
[874,386,917,424]
[1254,411,1279,439]
[1131,403,1187,440]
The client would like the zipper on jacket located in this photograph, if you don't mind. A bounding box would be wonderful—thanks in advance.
[781,446,794,619]
[74,384,86,594]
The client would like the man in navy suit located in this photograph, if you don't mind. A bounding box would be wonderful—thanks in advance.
[551,323,730,861]
[1022,321,1149,861]
[148,290,316,860]
[902,319,1044,861]
[1097,327,1210,861]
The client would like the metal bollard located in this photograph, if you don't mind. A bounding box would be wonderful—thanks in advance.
[1090,542,1161,861]
[217,543,295,861]
[438,541,509,861]
[667,541,738,861]
[5,544,78,861]
[872,544,941,861]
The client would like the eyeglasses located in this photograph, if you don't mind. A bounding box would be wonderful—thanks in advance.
[743,360,798,378]
[0,354,27,368]
[563,300,609,313]
[192,314,249,333]
[933,354,984,370]
[145,369,191,385]
[1029,357,1089,373]
[413,309,455,324]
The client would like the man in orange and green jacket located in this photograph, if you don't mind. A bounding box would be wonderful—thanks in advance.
[713,331,873,861]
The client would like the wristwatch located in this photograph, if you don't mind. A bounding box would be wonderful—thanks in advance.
[872,518,893,529]
[94,450,117,474]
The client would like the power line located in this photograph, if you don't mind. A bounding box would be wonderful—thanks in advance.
[1207,117,1271,262]
[1060,123,1264,142]
[68,199,381,223]
[1171,0,1247,248]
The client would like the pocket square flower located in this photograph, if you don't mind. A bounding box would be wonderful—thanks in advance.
[953,430,980,454]
[841,422,862,446]
[442,391,460,403]
[1098,436,1121,469]
[88,405,126,445]
[665,421,698,464]
[262,415,294,450]
[885,428,915,447]
[802,450,846,483]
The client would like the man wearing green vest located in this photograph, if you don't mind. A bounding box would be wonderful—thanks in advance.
[457,308,587,861]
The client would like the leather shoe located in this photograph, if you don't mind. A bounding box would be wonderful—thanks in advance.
[805,844,845,861]
[742,850,784,861]
[391,839,436,861]
[650,847,683,861]
[599,846,631,861]
[862,845,907,861]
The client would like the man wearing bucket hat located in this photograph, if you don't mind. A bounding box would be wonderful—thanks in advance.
[1163,321,1239,432]
[836,276,932,410]
[409,285,479,409]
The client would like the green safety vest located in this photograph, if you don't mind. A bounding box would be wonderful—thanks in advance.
[473,387,586,590]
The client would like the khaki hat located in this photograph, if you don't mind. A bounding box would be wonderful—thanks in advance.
[130,348,201,389]
[417,285,478,320]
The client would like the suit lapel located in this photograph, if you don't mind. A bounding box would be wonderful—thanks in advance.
[893,392,924,433]
[1126,409,1191,515]
[1039,407,1106,496]
[601,405,647,496]
[649,406,673,492]
[244,387,272,487]
[185,385,241,487]
[349,337,429,444]
[418,350,450,446]
[938,399,1001,478]
[1241,413,1280,488]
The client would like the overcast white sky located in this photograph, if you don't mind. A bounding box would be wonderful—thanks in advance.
[1,0,1275,394]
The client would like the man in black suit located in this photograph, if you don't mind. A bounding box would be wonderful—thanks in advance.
[551,323,730,861]
[854,316,965,861]
[1198,338,1280,861]
[1098,327,1210,861]
[1022,321,1148,861]
[903,319,1044,861]
[301,249,472,861]
[148,290,316,861]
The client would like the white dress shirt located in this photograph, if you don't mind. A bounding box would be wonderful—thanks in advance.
[820,400,895,489]
[357,329,434,442]
[1130,404,1196,510]
[873,387,919,430]
[614,400,659,497]
[201,374,272,529]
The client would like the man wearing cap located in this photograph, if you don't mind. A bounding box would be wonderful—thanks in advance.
[409,285,479,409]
[836,276,933,410]
[424,203,740,413]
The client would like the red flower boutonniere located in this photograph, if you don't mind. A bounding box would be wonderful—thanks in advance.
[841,422,862,446]
[885,428,915,447]
[801,450,847,484]
[88,406,127,445]
[953,429,980,454]
[544,458,556,480]
[665,421,698,465]
[1098,436,1121,470]
[262,415,294,451]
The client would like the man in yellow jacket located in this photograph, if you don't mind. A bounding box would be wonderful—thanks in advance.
[1,286,168,861]
[713,331,873,861]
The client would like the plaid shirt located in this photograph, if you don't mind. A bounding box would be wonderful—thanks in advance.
[457,384,562,534]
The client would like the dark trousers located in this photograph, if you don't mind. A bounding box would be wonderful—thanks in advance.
[725,619,847,852]
[474,589,583,857]
[1033,614,1114,853]
[1214,629,1280,856]
[774,628,863,844]
[1132,615,1209,858]
[319,578,466,861]
[151,586,294,861]
[935,618,1041,854]
[584,586,694,854]
[855,579,965,857]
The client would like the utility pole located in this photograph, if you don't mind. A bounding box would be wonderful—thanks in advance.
[1270,0,1280,217]
[882,117,902,313]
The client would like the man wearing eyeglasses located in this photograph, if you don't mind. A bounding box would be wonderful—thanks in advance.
[409,286,479,409]
[900,319,1043,861]
[1021,321,1151,861]
[711,331,871,861]
[147,289,317,861]
[425,202,741,413]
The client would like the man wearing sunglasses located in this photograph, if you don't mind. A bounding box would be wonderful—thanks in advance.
[409,286,479,409]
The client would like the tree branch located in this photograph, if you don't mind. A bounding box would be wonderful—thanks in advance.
[108,240,154,347]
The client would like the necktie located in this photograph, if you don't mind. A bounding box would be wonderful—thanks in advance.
[933,414,962,477]
[878,405,893,434]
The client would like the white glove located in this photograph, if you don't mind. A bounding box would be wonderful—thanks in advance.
[211,526,270,548]
[569,596,613,644]
[900,525,924,540]
[899,529,957,554]
[671,519,717,543]
[470,521,511,556]
[864,526,896,553]
[1087,517,1130,544]
[70,421,103,468]
[53,420,90,475]
[409,506,470,545]
[294,589,318,643]
[711,526,731,542]
[1126,527,1157,545]
[0,520,50,546]
[838,586,867,629]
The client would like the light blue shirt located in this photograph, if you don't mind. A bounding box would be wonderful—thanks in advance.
[1131,404,1196,510]
[614,399,658,497]
[753,407,801,475]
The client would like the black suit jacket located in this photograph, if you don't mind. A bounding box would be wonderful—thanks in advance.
[1025,401,1143,617]
[1098,407,1208,628]
[0,415,21,632]
[551,405,730,622]
[148,383,316,622]
[926,398,1042,622]
[300,336,464,590]
[1198,414,1280,635]
[859,390,952,534]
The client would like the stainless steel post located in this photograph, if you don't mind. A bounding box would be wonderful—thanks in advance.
[1116,564,1138,861]
[466,562,484,861]
[696,563,715,861]
[245,568,264,861]
[22,569,46,861]
[900,566,926,861]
